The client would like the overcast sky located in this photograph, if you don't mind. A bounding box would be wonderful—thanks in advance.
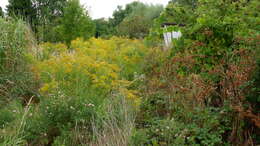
[0,0,169,19]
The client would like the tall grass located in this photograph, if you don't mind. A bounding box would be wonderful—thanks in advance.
[90,95,136,146]
[0,18,38,145]
[1,98,33,146]
[0,18,37,106]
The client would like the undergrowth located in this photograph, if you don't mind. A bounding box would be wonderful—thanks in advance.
[135,0,260,145]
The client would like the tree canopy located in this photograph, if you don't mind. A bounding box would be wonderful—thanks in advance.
[7,0,36,25]
[117,2,163,38]
[94,18,112,38]
[57,0,95,44]
[109,2,163,38]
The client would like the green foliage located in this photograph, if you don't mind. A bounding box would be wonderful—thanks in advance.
[246,42,260,116]
[142,0,260,145]
[94,18,113,38]
[110,3,137,27]
[117,3,163,38]
[0,18,37,106]
[0,105,15,130]
[32,0,66,20]
[7,0,36,25]
[0,7,4,17]
[56,0,95,45]
[1,1,259,145]
[0,99,33,146]
[135,90,232,145]
[108,3,140,36]
[149,0,259,67]
[33,0,68,42]
[23,92,102,145]
[109,2,163,38]
[7,0,68,42]
[170,0,198,8]
[0,19,38,145]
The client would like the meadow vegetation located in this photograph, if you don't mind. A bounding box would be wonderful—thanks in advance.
[0,0,259,145]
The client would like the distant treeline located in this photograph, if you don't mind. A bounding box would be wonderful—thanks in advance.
[0,0,164,44]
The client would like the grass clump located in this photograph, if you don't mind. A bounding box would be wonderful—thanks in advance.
[0,18,38,106]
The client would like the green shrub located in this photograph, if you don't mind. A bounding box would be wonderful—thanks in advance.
[23,92,101,145]
[140,0,260,145]
[136,89,232,145]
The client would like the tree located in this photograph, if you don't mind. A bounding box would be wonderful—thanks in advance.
[94,18,112,38]
[32,0,67,24]
[170,0,198,8]
[6,0,68,41]
[117,3,163,38]
[7,0,36,25]
[57,0,95,45]
[32,0,68,42]
[0,7,4,17]
[109,1,142,33]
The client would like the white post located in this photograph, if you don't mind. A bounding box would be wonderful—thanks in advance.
[163,28,182,51]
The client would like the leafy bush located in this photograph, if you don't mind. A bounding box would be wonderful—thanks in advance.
[138,0,260,145]
[23,92,103,145]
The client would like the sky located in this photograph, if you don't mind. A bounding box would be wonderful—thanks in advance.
[0,0,169,19]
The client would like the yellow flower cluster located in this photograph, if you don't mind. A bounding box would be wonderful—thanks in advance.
[34,37,148,106]
[40,80,58,93]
